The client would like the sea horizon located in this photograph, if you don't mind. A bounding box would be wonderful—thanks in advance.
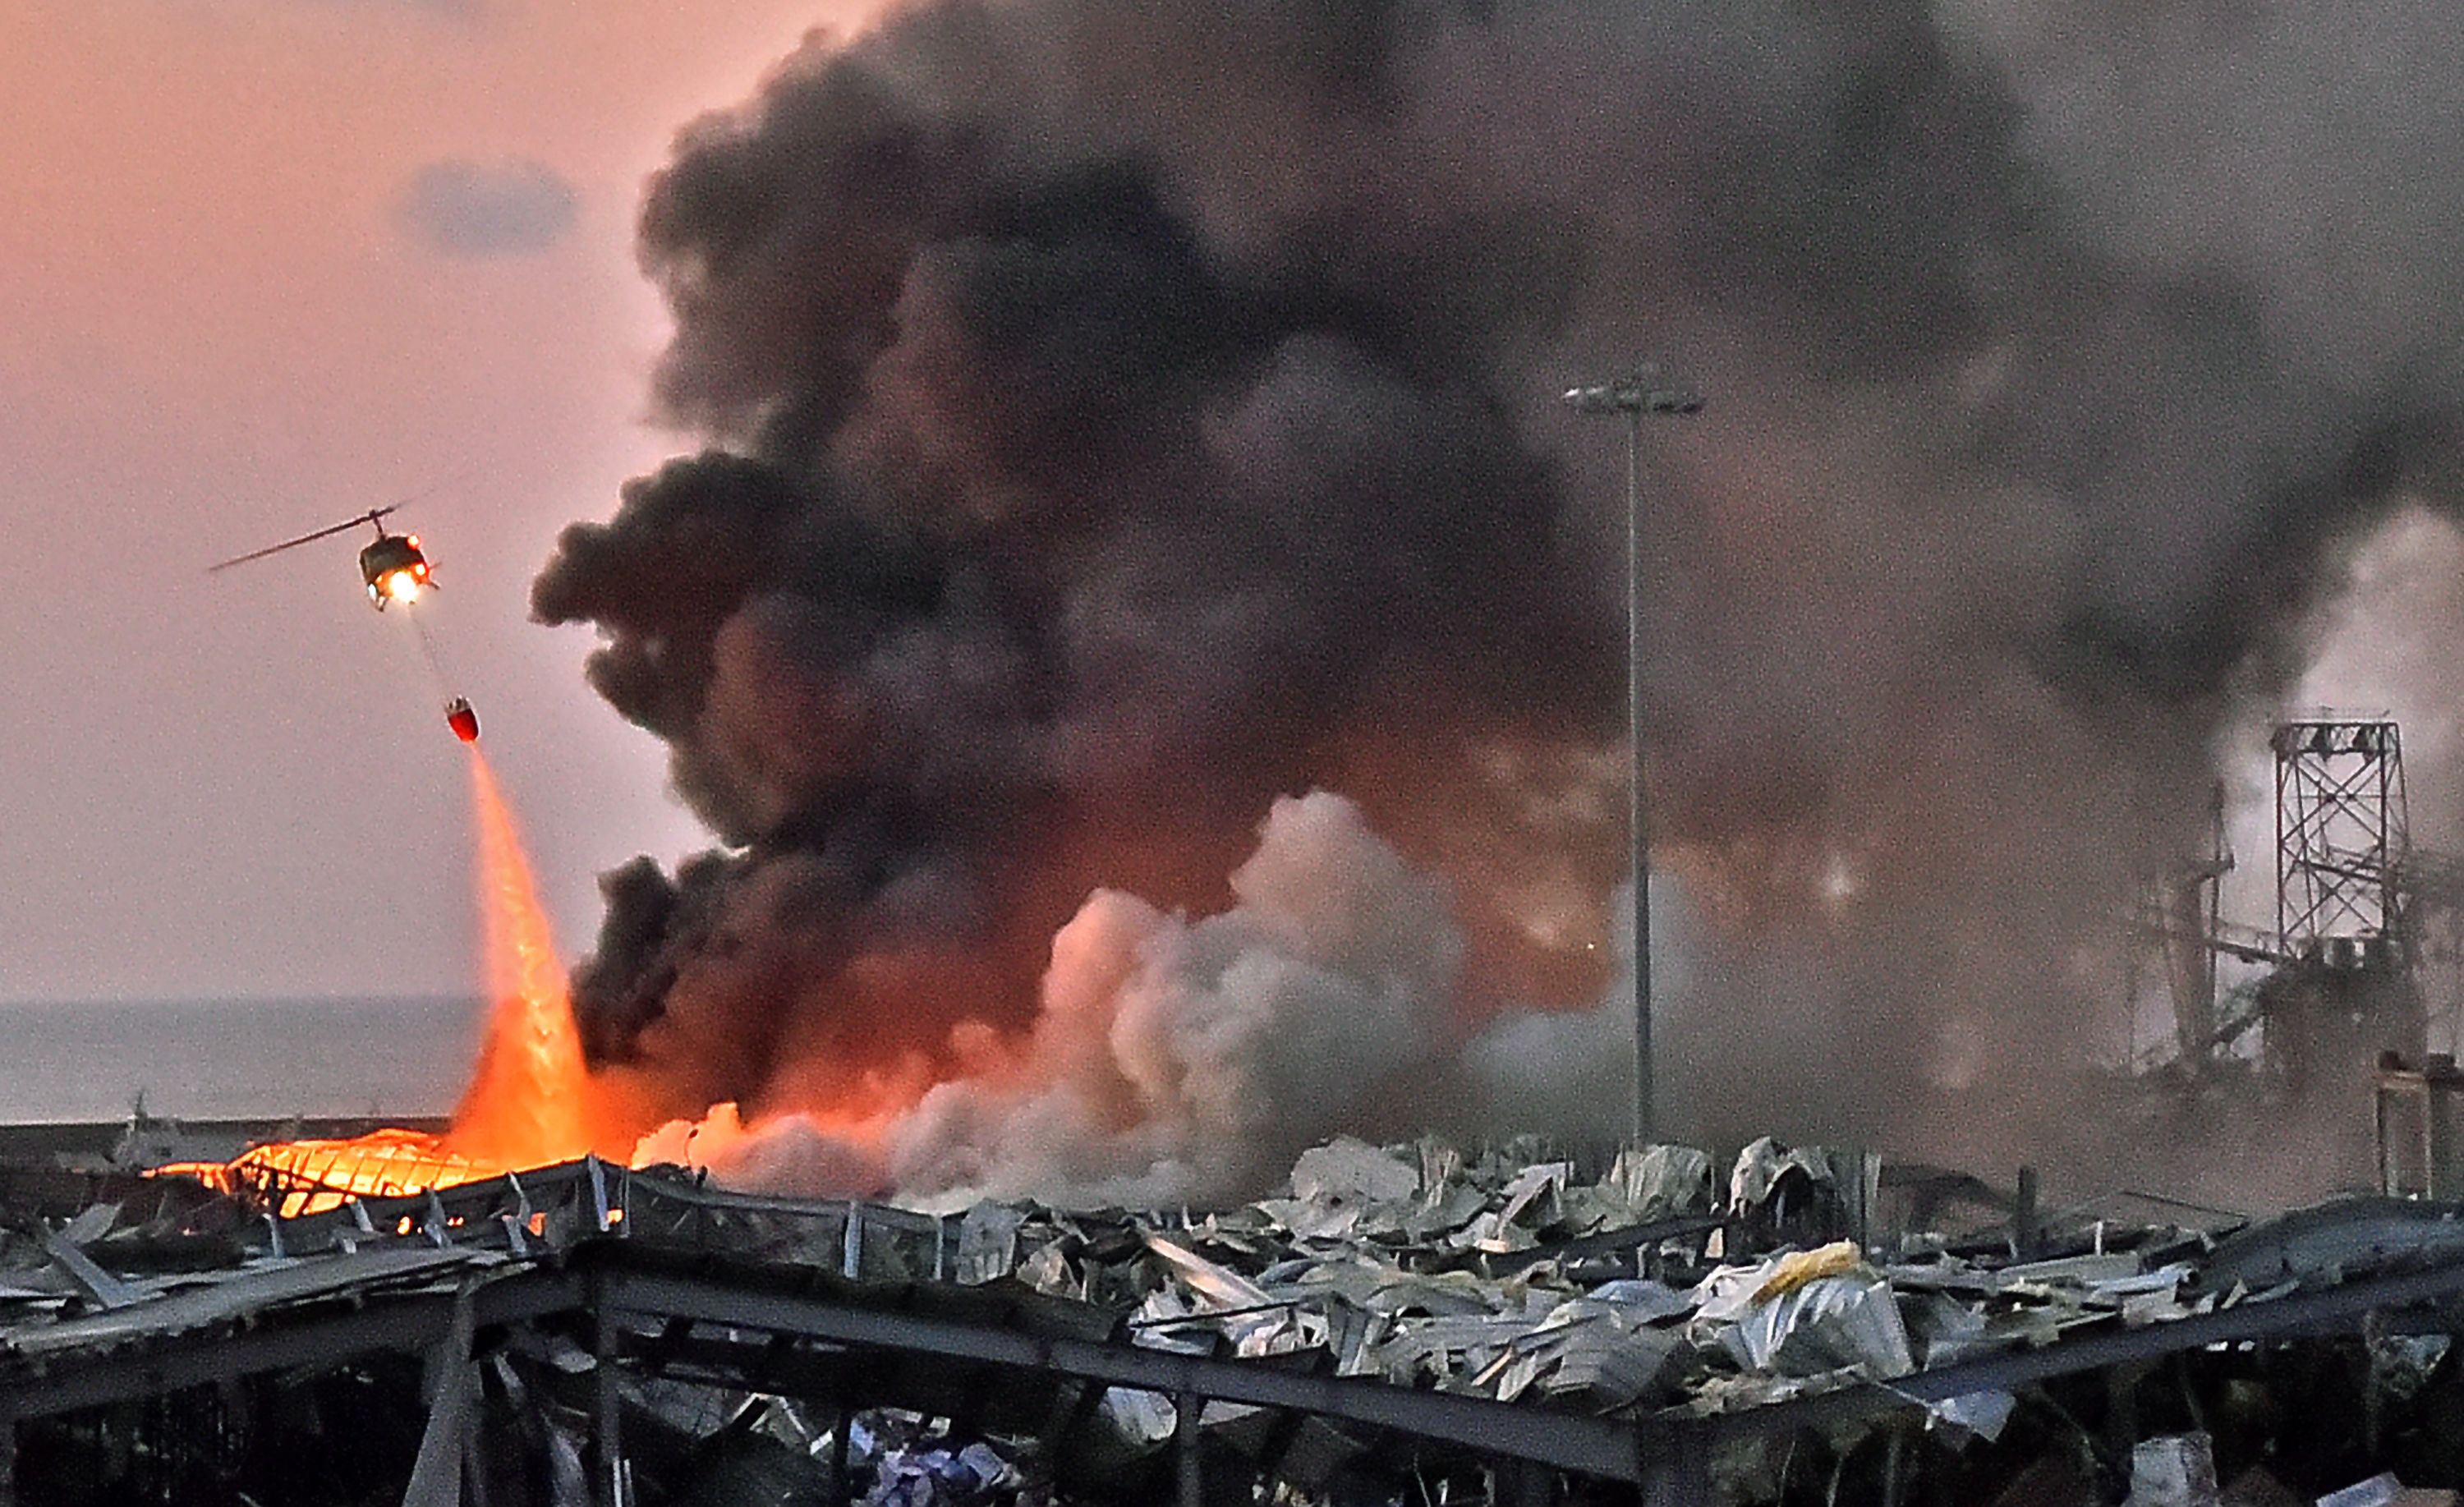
[0,994,483,1124]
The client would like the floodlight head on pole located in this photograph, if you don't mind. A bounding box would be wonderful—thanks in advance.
[1561,367,1703,416]
[1564,359,1700,1147]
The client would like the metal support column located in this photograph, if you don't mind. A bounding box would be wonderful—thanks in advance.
[404,1285,476,1507]
[1623,406,1652,1146]
[829,1404,853,1507]
[1563,364,1701,1144]
[593,1299,625,1507]
[1503,1455,1552,1507]
[1639,1426,1711,1507]
[1175,1391,1202,1507]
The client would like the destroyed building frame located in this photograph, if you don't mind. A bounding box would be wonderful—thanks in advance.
[2,1133,2463,1507]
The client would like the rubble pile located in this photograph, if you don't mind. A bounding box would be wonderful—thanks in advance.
[0,1126,2458,1503]
[621,1391,1051,1507]
[955,1134,2172,1424]
[938,1133,2464,1502]
[970,1136,1728,1416]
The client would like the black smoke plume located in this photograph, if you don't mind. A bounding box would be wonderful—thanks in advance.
[538,0,2464,1178]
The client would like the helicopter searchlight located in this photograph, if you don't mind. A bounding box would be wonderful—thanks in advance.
[209,503,482,743]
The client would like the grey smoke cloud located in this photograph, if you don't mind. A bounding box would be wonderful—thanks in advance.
[399,159,577,258]
[886,791,1459,1205]
[540,0,2464,1188]
[639,792,1458,1206]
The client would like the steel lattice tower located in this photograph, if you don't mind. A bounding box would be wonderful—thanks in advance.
[2274,718,2411,967]
[2264,717,2425,1089]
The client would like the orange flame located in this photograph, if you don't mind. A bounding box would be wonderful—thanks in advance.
[442,751,596,1167]
[192,1132,495,1218]
[193,751,601,1215]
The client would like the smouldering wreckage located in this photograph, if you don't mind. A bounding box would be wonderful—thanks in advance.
[0,1130,2460,1505]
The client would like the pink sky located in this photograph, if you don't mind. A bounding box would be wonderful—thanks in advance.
[0,0,888,999]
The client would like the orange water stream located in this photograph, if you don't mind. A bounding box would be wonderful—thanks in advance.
[184,751,600,1215]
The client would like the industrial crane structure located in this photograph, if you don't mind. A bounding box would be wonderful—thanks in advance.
[2128,716,2463,1089]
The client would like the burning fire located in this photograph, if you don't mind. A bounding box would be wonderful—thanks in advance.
[211,1132,494,1218]
[194,751,601,1216]
[441,754,596,1168]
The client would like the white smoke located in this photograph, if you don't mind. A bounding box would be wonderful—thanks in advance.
[635,792,1930,1205]
[639,778,2154,1204]
[636,791,1473,1206]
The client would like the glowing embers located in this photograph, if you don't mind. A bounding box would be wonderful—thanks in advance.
[221,1129,491,1218]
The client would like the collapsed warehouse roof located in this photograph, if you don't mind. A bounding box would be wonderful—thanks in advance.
[0,1132,2462,1505]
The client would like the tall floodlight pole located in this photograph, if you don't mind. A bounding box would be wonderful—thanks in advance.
[1563,365,1702,1144]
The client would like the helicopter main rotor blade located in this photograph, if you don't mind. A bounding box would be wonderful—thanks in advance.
[376,465,477,516]
[205,507,398,573]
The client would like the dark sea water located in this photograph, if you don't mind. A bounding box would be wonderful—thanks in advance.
[0,996,481,1123]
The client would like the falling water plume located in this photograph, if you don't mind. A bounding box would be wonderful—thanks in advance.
[153,752,600,1213]
[443,751,597,1168]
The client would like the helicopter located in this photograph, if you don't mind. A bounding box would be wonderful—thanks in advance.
[208,506,434,609]
[210,506,480,742]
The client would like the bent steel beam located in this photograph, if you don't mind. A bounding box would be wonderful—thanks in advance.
[595,1266,1650,1482]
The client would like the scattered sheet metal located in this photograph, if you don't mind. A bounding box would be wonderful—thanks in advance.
[0,1123,2458,1506]
[903,1130,2457,1454]
[2126,1433,2220,1507]
[1689,1242,1915,1380]
[2314,1473,2461,1507]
